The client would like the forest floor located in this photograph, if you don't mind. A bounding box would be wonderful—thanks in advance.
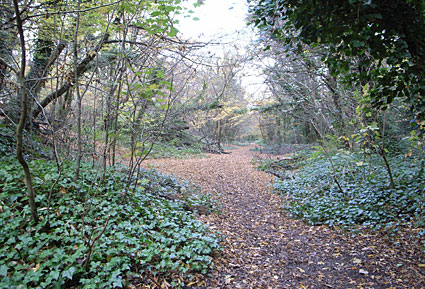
[143,145,425,289]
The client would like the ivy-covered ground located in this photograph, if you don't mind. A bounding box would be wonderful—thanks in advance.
[147,142,205,159]
[258,147,425,233]
[0,157,220,288]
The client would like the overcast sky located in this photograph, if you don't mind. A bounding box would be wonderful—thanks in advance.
[176,0,249,40]
[175,0,269,99]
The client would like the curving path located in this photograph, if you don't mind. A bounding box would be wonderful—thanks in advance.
[144,145,424,289]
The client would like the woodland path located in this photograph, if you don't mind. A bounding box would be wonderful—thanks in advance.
[144,145,424,289]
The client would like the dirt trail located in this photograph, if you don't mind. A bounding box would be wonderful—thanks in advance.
[144,145,424,289]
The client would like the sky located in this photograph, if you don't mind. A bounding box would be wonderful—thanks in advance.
[176,0,249,40]
[175,0,269,99]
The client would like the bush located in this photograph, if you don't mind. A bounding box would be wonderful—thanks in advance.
[0,123,16,156]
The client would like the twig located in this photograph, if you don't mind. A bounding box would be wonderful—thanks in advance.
[320,142,345,195]
[84,215,110,271]
[46,167,62,226]
[0,56,18,74]
[24,1,122,19]
[0,107,17,126]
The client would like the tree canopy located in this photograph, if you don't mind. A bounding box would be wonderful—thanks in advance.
[249,0,425,123]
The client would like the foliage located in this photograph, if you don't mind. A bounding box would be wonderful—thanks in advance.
[270,149,425,233]
[0,157,220,288]
[254,148,313,180]
[229,141,251,147]
[148,142,204,159]
[0,123,15,156]
[249,0,425,122]
[0,123,51,160]
[136,168,220,215]
[250,143,312,155]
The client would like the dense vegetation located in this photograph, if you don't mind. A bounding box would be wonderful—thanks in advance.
[249,0,425,122]
[247,0,425,242]
[0,129,220,288]
[256,142,425,236]
[1,0,425,287]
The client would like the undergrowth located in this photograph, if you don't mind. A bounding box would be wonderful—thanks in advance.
[258,149,425,235]
[148,142,204,159]
[250,143,312,155]
[229,141,251,147]
[0,157,220,288]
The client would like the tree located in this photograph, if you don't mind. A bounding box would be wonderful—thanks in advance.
[248,34,357,144]
[0,0,196,223]
[249,0,425,123]
[175,52,249,151]
[12,0,39,223]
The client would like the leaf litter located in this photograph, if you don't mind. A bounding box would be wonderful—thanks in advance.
[144,145,425,288]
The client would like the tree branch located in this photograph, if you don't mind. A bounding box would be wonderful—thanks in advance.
[33,33,110,118]
[26,41,66,97]
[22,1,121,21]
[0,56,18,74]
[13,0,39,223]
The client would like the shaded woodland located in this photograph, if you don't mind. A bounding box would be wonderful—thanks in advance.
[0,0,424,287]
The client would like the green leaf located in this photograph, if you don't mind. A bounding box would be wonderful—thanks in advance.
[352,40,365,48]
[50,270,60,281]
[62,267,75,280]
[0,265,8,277]
[168,26,179,37]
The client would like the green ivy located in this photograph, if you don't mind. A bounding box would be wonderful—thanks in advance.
[267,150,425,232]
[148,142,204,159]
[0,157,221,288]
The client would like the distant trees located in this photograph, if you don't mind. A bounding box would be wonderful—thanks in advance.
[247,0,424,151]
[249,36,356,144]
[171,52,251,151]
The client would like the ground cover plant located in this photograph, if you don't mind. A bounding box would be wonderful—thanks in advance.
[250,143,312,156]
[229,141,251,147]
[147,142,205,159]
[262,147,425,237]
[0,157,220,288]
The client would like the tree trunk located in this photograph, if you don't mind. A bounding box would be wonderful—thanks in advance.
[216,119,222,150]
[111,70,123,167]
[111,22,128,167]
[0,0,15,92]
[5,36,65,124]
[379,112,395,189]
[74,0,82,181]
[13,0,39,223]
